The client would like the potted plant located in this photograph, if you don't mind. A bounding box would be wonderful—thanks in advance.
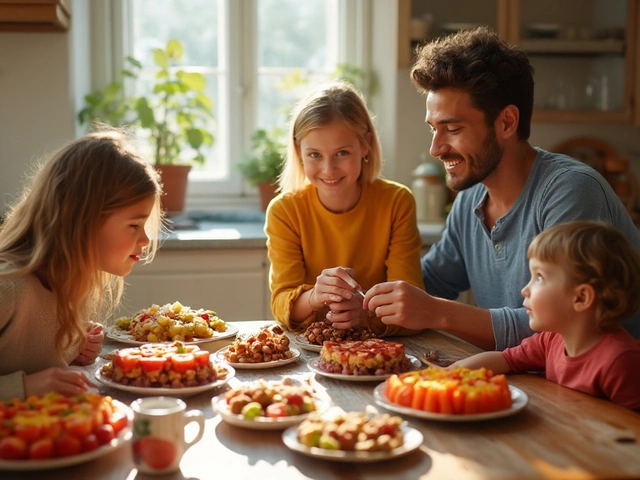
[78,39,215,214]
[237,127,286,211]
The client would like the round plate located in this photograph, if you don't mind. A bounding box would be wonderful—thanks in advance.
[308,356,420,382]
[0,400,132,471]
[294,334,322,352]
[106,324,239,345]
[373,383,528,422]
[212,393,330,430]
[95,364,235,397]
[282,424,423,463]
[215,347,301,370]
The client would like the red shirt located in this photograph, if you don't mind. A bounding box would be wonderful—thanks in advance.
[503,329,640,412]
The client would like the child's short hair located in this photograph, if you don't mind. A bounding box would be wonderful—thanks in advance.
[279,80,382,193]
[527,221,640,330]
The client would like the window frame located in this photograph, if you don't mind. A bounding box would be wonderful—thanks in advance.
[106,0,370,211]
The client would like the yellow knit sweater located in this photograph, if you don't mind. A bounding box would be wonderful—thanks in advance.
[265,178,425,336]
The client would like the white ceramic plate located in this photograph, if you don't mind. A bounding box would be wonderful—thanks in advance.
[308,356,421,382]
[215,347,301,370]
[212,393,330,430]
[0,400,133,471]
[294,334,322,352]
[373,383,528,422]
[282,424,423,463]
[95,364,235,397]
[106,324,239,345]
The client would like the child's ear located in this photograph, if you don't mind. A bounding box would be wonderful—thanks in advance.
[573,283,596,312]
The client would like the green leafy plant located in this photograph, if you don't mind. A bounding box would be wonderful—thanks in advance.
[237,128,286,187]
[78,39,214,166]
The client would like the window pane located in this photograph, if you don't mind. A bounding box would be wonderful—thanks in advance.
[257,0,331,69]
[256,0,338,131]
[129,0,221,175]
[132,0,219,67]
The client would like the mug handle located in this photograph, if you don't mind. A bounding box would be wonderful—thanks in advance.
[183,410,205,450]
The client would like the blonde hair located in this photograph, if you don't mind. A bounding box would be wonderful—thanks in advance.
[278,80,383,193]
[527,221,640,331]
[0,127,164,355]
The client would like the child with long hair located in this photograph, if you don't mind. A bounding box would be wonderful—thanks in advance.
[266,80,424,336]
[0,128,164,400]
[452,221,640,411]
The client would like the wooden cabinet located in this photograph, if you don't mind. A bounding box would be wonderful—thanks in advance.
[116,249,274,322]
[0,0,70,32]
[400,0,640,126]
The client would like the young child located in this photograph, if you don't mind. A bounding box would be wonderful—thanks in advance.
[0,128,164,400]
[453,221,640,411]
[265,80,424,336]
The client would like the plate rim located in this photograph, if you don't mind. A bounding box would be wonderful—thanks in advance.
[372,383,528,422]
[106,323,239,345]
[212,393,330,430]
[94,363,235,396]
[307,356,420,382]
[0,399,133,471]
[281,424,423,463]
[294,334,322,352]
[215,346,301,370]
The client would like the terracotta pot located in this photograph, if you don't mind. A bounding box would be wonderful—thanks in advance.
[155,165,192,214]
[258,181,278,211]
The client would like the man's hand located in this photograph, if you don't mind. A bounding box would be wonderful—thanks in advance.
[363,281,435,330]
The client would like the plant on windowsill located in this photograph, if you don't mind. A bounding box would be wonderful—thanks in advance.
[236,127,286,211]
[78,39,215,214]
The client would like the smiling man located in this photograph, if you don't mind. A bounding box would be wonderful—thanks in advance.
[363,27,640,351]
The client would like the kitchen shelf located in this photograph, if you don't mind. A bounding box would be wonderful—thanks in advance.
[520,39,625,55]
[0,0,70,32]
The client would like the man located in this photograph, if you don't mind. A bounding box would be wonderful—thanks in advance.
[363,27,640,351]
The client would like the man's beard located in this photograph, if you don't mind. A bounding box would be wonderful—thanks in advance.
[445,128,503,192]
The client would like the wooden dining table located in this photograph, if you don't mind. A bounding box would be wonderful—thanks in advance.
[3,320,640,480]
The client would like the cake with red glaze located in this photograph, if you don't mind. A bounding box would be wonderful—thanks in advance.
[318,338,411,376]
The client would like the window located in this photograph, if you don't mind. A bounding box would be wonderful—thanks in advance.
[120,0,365,207]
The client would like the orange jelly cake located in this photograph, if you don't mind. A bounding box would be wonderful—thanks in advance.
[101,341,227,388]
[318,338,411,376]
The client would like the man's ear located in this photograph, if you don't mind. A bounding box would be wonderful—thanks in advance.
[573,283,596,312]
[496,105,519,140]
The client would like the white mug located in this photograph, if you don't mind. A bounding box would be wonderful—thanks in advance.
[131,396,205,475]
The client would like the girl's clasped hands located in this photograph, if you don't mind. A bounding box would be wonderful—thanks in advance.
[310,267,368,329]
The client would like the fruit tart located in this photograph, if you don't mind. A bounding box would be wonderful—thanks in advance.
[100,341,227,389]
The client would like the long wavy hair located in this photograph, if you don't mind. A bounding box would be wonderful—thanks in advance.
[278,80,383,193]
[0,128,164,356]
[528,221,640,331]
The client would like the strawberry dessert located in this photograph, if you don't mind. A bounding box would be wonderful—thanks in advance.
[318,338,412,376]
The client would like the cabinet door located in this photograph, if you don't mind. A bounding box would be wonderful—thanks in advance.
[116,249,271,322]
[399,0,506,68]
[509,0,637,124]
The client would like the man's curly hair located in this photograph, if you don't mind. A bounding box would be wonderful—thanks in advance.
[411,26,534,140]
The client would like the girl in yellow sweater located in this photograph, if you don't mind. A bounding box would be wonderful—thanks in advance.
[265,81,424,336]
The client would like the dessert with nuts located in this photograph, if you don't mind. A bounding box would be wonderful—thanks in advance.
[296,411,404,452]
[318,338,412,376]
[222,378,319,419]
[223,324,294,364]
[303,321,376,345]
